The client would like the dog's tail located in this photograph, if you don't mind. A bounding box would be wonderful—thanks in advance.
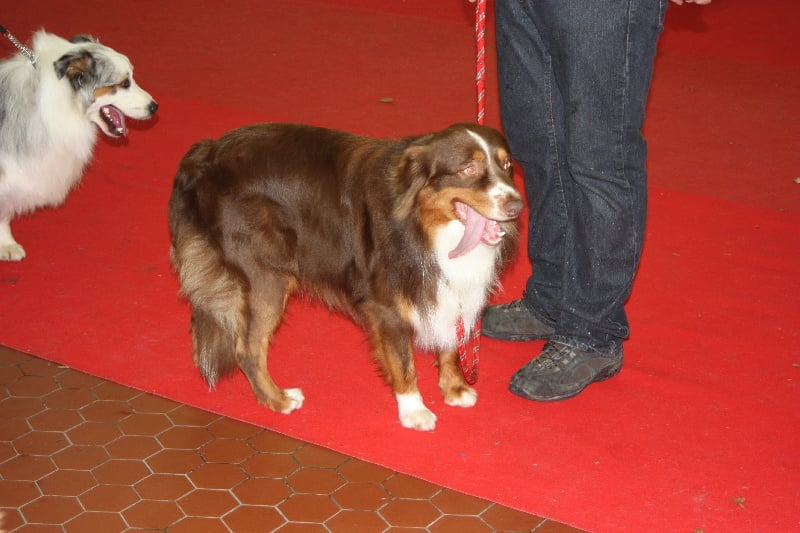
[168,140,243,387]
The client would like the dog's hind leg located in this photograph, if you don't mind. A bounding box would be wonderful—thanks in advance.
[237,272,304,414]
[0,219,26,261]
[362,303,437,431]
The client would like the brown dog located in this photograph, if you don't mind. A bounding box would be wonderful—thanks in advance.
[168,123,521,430]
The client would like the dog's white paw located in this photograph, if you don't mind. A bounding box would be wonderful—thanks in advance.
[280,388,305,414]
[0,243,26,261]
[445,386,478,408]
[400,408,438,431]
[396,392,437,431]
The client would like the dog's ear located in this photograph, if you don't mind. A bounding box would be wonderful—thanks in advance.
[69,34,98,44]
[393,145,435,220]
[54,51,96,91]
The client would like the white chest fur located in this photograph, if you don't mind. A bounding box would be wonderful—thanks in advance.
[410,220,500,351]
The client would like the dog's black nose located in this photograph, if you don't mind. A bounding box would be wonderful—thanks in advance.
[148,100,159,114]
[504,199,523,218]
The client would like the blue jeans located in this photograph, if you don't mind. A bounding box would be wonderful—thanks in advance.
[496,0,667,353]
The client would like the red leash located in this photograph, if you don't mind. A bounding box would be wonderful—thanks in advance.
[457,317,480,385]
[457,0,489,385]
[475,0,487,125]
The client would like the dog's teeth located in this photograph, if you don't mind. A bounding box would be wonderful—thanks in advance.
[499,231,506,237]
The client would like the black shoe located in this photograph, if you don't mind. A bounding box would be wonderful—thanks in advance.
[509,341,622,401]
[482,298,555,341]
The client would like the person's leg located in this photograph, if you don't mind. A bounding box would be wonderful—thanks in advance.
[538,0,664,351]
[485,0,564,341]
[497,0,667,399]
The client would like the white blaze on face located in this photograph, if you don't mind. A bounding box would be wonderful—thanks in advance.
[465,129,520,219]
[466,129,491,159]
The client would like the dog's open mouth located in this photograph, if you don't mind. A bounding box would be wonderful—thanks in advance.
[449,201,505,259]
[100,105,127,137]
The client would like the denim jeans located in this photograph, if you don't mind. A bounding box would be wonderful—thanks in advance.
[496,0,667,353]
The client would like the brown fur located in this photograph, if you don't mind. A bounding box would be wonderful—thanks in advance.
[168,122,520,427]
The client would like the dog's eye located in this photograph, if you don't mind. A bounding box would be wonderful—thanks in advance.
[119,78,131,89]
[462,163,479,176]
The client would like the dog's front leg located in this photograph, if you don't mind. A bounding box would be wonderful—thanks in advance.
[0,219,26,261]
[363,305,437,431]
[395,389,437,431]
[436,349,478,408]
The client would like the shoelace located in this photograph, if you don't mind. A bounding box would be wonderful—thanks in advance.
[534,342,572,370]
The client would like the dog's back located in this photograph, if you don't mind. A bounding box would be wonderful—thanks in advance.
[170,123,426,309]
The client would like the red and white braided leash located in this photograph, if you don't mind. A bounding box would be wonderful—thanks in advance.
[475,0,487,126]
[457,0,488,385]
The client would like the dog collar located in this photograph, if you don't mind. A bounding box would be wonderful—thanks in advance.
[0,24,37,66]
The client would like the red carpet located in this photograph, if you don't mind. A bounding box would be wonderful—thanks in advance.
[2,1,798,531]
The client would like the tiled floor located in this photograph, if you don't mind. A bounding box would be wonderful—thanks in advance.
[0,345,584,532]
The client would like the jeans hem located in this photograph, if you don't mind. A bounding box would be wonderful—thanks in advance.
[550,336,623,358]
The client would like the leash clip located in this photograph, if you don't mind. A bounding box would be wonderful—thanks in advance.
[0,24,37,66]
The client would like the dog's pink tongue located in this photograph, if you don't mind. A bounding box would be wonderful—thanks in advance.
[101,105,127,137]
[449,202,490,259]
